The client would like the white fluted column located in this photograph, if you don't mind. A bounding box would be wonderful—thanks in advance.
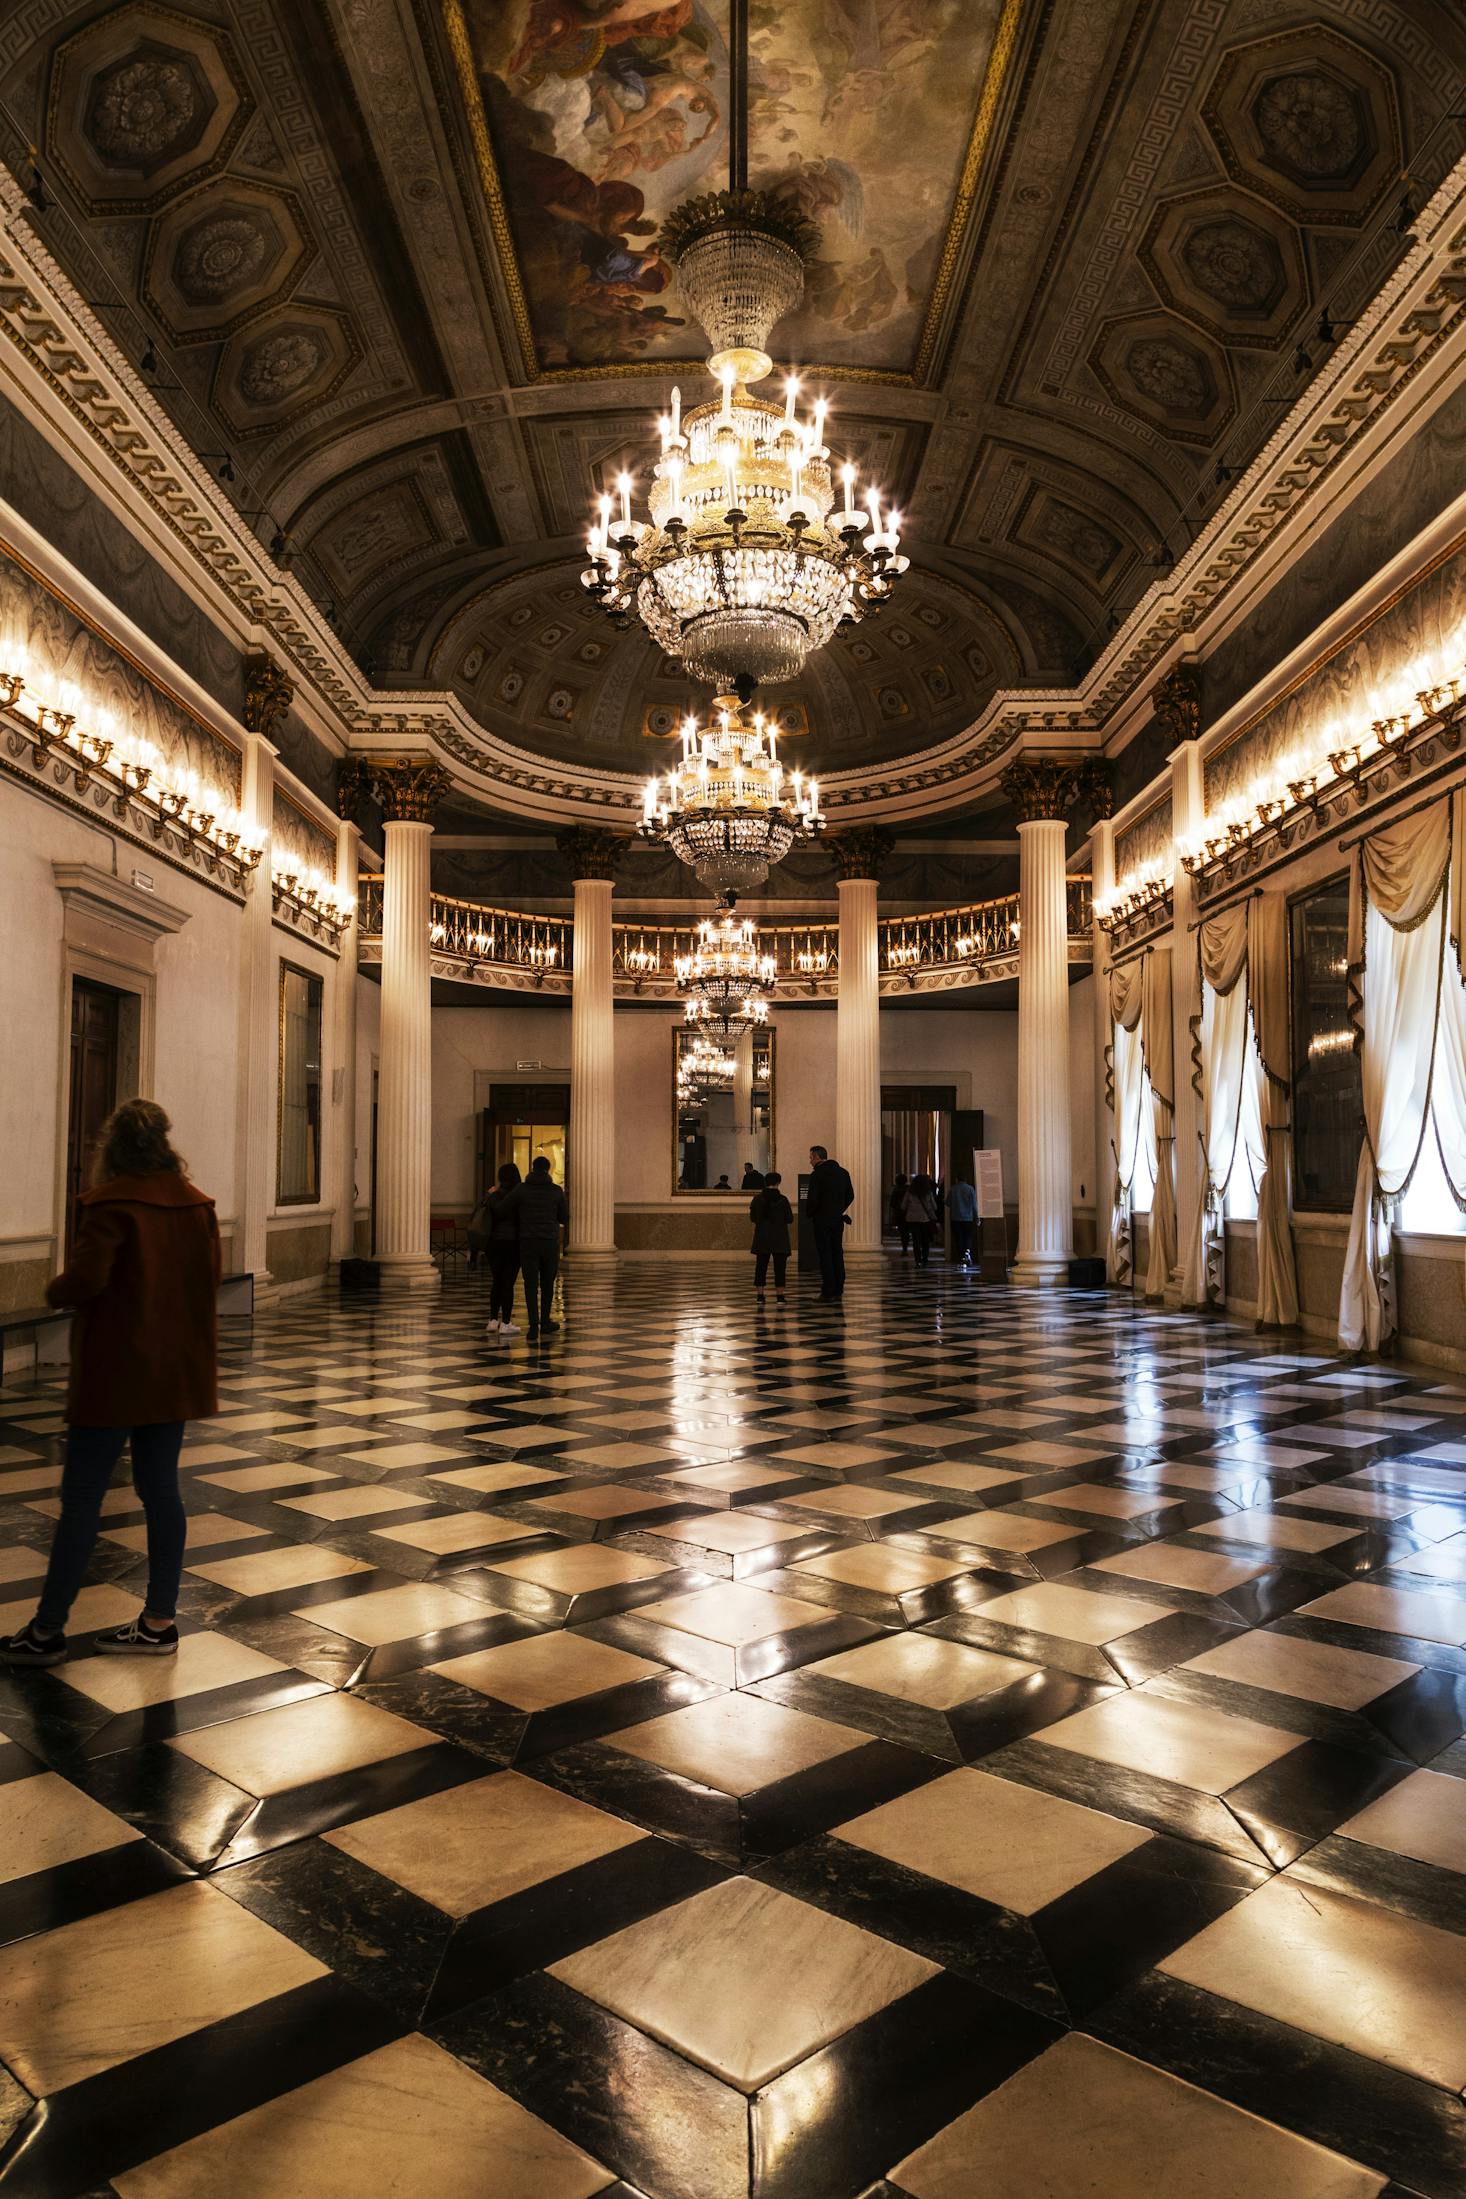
[375,765,442,1292]
[1171,732,1206,1306]
[568,862,617,1256]
[1014,813,1073,1285]
[732,1027,754,1144]
[234,730,276,1289]
[330,816,360,1264]
[836,869,882,1255]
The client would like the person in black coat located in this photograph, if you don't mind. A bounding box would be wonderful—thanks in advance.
[750,1171,793,1300]
[483,1163,522,1336]
[806,1145,854,1301]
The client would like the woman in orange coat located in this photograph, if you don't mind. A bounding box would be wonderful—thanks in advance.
[0,1099,219,1668]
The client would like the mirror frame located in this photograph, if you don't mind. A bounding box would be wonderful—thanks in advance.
[671,1024,775,1195]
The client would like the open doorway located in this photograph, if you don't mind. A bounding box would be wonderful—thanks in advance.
[881,1084,955,1244]
[66,978,123,1250]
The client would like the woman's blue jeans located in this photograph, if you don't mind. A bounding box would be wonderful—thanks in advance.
[37,1422,186,1631]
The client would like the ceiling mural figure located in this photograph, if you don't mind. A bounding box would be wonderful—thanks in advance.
[451,0,1009,372]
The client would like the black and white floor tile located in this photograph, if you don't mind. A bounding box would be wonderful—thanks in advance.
[1,1257,1465,2195]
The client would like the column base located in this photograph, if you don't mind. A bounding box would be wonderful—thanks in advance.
[843,1243,886,1263]
[1011,1252,1072,1289]
[375,1254,442,1294]
[566,1245,618,1261]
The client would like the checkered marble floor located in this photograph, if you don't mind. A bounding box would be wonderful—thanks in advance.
[1,1259,1465,2197]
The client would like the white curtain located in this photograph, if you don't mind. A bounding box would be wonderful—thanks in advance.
[1109,961,1150,1287]
[1339,800,1453,1352]
[1250,892,1300,1328]
[1182,904,1250,1305]
[1141,947,1176,1298]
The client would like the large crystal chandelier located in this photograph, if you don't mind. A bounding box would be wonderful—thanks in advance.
[677,1031,737,1103]
[641,692,823,896]
[676,904,777,1028]
[579,19,907,699]
[682,992,768,1041]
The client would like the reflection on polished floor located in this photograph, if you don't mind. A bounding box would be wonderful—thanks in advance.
[1,1261,1465,2197]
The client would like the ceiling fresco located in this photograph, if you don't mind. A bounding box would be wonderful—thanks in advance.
[3,0,1466,821]
[449,0,1012,374]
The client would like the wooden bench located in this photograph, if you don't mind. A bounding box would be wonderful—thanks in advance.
[0,1305,70,1384]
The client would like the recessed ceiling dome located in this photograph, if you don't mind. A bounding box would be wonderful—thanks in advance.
[426,561,1027,778]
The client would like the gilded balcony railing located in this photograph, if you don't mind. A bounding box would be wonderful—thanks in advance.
[356,877,1092,983]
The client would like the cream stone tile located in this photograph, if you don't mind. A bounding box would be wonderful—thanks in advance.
[840,1767,1149,1911]
[1162,1874,1466,2089]
[487,1546,669,1592]
[209,1411,312,1433]
[0,1584,139,1636]
[301,1581,491,1645]
[431,1631,663,1709]
[199,1464,339,1494]
[370,1510,541,1555]
[1035,1689,1301,1793]
[1181,1630,1419,1710]
[972,1582,1163,1645]
[771,1442,896,1472]
[989,1444,1119,1471]
[607,1690,860,1795]
[187,1548,372,1595]
[113,2033,614,2199]
[1028,1481,1182,1519]
[1338,1767,1466,1874]
[277,1486,427,1521]
[933,1510,1078,1553]
[430,1461,564,1494]
[0,1547,42,1582]
[549,1875,937,2092]
[59,1632,287,1711]
[177,1443,257,1467]
[480,1425,588,1451]
[105,1513,270,1553]
[343,1443,473,1472]
[0,1772,140,1885]
[527,1487,688,1522]
[1392,1535,1466,1583]
[892,2033,1385,2199]
[324,1770,642,1914]
[780,1484,924,1519]
[1194,1507,1357,1553]
[806,1632,1036,1708]
[171,1691,428,1795]
[0,1467,63,1496]
[1280,1487,1419,1521]
[646,1510,810,1554]
[1091,1544,1267,1594]
[661,1461,801,1492]
[0,1880,324,2095]
[1298,1582,1466,1645]
[557,1442,680,1472]
[318,1397,423,1417]
[274,1426,377,1450]
[640,1582,828,1644]
[389,1410,498,1432]
[792,1545,972,1593]
[888,1462,1031,1495]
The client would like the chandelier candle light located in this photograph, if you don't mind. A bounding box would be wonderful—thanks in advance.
[642,692,823,895]
[676,903,777,1032]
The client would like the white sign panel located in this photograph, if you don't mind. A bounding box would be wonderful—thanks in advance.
[974,1148,1005,1219]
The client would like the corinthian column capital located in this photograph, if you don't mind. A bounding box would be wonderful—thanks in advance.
[827,826,895,882]
[1000,755,1111,826]
[557,827,628,882]
[371,757,451,824]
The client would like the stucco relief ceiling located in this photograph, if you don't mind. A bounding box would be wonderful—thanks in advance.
[2,0,1465,799]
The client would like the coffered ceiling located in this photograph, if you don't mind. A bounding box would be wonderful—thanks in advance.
[3,0,1465,796]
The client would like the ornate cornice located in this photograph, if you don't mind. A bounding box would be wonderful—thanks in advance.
[556,827,627,883]
[371,757,450,824]
[5,150,1466,825]
[243,652,293,742]
[828,827,896,881]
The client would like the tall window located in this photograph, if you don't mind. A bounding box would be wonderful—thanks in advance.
[1289,878,1362,1210]
[277,962,323,1205]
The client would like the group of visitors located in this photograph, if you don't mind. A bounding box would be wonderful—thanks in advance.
[467,1156,567,1340]
[889,1171,978,1268]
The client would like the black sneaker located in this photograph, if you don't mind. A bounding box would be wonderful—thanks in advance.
[526,1326,540,1339]
[0,1621,66,1668]
[541,1319,560,1333]
[93,1617,178,1657]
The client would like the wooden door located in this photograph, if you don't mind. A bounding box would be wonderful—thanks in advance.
[66,980,121,1248]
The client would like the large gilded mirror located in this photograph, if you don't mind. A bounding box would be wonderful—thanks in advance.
[674,1025,774,1193]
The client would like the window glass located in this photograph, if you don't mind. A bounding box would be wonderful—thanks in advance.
[277,962,323,1205]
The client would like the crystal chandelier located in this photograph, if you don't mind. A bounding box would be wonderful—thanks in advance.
[682,992,768,1040]
[578,15,908,699]
[641,692,823,895]
[677,1031,737,1103]
[676,904,777,1027]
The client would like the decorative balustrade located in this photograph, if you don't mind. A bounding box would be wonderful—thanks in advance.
[356,876,1092,992]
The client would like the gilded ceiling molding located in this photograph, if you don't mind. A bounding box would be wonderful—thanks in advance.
[5,155,1466,824]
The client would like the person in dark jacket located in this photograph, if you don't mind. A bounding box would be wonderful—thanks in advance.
[806,1145,855,1301]
[948,1175,978,1267]
[903,1173,939,1268]
[497,1155,568,1338]
[749,1171,792,1300]
[483,1162,522,1338]
[0,1099,219,1668]
[465,1195,491,1269]
[740,1162,765,1190]
[888,1173,911,1254]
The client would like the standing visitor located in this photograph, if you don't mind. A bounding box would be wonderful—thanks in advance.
[465,1193,491,1270]
[498,1154,568,1339]
[949,1174,978,1267]
[483,1162,522,1338]
[903,1173,939,1268]
[0,1100,218,1667]
[749,1171,792,1301]
[888,1172,911,1254]
[806,1145,855,1302]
